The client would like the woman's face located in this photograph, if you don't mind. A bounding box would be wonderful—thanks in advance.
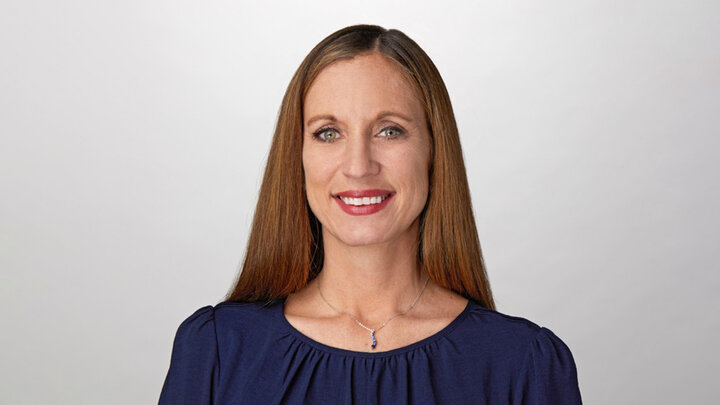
[302,52,431,248]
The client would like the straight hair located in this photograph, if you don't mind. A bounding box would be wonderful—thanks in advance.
[224,24,495,310]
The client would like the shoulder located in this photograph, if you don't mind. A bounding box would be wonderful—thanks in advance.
[166,300,284,368]
[214,299,280,320]
[211,299,285,336]
[160,305,222,404]
[456,300,578,369]
[170,299,281,340]
[171,305,217,343]
[464,300,576,349]
[463,300,545,342]
[441,301,582,402]
[467,303,582,402]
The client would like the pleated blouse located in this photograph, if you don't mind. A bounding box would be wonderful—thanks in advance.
[158,297,582,404]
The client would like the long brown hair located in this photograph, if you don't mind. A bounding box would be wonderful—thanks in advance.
[224,24,495,310]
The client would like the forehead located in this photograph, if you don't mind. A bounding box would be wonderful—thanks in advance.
[303,53,424,125]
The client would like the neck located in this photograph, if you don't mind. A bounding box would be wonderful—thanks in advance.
[315,221,427,324]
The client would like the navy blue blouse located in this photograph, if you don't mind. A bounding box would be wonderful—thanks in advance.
[159,297,582,404]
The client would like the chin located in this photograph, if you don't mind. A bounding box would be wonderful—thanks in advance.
[337,233,387,247]
[329,227,393,247]
[339,237,388,247]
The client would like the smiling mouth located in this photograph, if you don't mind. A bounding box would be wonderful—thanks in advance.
[334,193,392,206]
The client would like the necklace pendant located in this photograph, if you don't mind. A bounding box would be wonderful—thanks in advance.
[370,329,377,349]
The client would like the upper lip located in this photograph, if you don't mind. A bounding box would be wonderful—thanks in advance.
[333,189,394,198]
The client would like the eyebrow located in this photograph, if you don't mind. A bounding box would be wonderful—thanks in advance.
[305,110,414,127]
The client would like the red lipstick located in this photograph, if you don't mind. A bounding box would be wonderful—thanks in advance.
[334,189,394,198]
[332,189,394,216]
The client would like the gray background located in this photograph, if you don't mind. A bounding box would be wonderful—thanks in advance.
[1,0,718,404]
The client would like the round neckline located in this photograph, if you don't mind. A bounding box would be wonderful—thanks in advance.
[278,297,474,359]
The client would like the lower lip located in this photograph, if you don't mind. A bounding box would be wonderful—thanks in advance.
[334,194,394,216]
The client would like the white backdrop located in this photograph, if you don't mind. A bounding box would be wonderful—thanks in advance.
[1,1,718,404]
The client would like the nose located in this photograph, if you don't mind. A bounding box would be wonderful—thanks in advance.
[341,134,380,179]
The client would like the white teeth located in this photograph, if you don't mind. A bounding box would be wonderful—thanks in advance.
[340,195,388,206]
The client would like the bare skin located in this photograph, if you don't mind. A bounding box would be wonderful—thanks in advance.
[284,276,469,352]
[285,51,469,353]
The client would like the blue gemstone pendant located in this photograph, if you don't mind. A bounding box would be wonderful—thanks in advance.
[370,329,377,349]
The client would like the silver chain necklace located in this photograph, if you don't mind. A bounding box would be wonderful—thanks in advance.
[316,274,430,349]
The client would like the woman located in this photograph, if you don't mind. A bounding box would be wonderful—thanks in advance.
[159,24,582,404]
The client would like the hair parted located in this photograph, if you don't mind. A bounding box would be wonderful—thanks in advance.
[224,24,495,310]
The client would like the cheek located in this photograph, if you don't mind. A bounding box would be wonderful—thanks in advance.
[302,148,332,204]
[396,145,430,191]
[302,145,317,182]
[383,157,428,211]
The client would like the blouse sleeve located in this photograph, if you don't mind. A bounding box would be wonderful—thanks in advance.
[519,326,582,405]
[158,305,219,405]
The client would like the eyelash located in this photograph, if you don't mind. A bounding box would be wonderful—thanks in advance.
[311,125,406,143]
